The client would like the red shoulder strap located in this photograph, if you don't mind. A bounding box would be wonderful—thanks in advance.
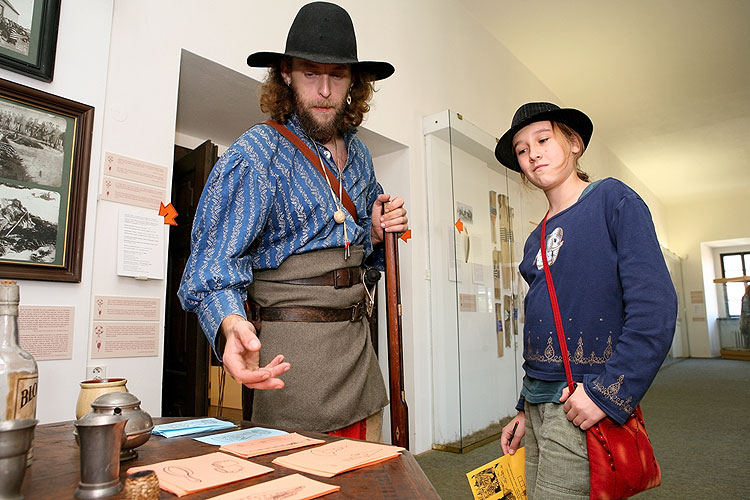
[540,213,576,393]
[264,119,359,223]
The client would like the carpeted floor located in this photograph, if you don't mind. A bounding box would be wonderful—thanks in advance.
[416,358,750,499]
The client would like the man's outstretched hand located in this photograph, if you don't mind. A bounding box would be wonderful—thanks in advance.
[220,314,290,389]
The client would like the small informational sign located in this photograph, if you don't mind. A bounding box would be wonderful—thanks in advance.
[104,152,168,188]
[690,290,706,322]
[456,202,474,224]
[91,321,159,358]
[472,263,485,285]
[459,293,477,312]
[94,295,160,321]
[101,175,166,210]
[18,305,75,360]
[117,211,165,280]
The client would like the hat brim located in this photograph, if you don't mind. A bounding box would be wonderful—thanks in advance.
[495,108,593,172]
[247,51,394,81]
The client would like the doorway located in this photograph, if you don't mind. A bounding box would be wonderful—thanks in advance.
[162,140,217,416]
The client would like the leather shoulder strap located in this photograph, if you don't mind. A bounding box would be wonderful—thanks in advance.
[263,119,359,223]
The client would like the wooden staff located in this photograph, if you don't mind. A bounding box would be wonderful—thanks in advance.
[384,228,409,448]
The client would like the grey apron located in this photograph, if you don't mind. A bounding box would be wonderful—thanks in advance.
[248,246,388,432]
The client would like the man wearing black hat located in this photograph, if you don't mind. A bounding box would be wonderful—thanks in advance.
[178,2,407,440]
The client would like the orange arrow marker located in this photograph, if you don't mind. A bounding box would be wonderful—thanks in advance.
[159,202,178,226]
[455,218,463,233]
[400,229,412,243]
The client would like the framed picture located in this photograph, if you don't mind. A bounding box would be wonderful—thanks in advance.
[0,78,93,282]
[0,0,61,82]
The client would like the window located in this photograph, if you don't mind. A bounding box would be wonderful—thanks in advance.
[720,252,750,317]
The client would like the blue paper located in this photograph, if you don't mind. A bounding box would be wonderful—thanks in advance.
[193,426,288,445]
[152,418,237,438]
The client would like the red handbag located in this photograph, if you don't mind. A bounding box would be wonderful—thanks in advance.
[539,213,661,500]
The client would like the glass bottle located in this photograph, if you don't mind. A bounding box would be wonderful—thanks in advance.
[0,280,38,464]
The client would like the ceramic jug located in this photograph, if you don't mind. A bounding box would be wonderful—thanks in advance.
[75,378,128,419]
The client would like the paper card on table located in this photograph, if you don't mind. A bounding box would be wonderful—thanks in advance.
[194,426,288,445]
[466,447,526,500]
[152,418,236,438]
[220,433,325,458]
[128,452,273,497]
[206,473,339,500]
[272,439,404,477]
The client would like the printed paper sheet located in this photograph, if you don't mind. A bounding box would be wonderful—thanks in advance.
[128,452,272,497]
[220,433,325,459]
[206,473,339,500]
[272,439,403,477]
[194,426,288,445]
[466,447,526,500]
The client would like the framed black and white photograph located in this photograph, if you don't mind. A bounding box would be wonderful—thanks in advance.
[0,77,93,282]
[0,0,60,82]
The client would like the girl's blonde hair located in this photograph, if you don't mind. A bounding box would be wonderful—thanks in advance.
[552,122,589,182]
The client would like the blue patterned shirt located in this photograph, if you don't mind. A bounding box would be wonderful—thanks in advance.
[177,115,384,349]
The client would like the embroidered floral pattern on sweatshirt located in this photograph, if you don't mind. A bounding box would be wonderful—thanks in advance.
[593,375,634,414]
[525,336,612,365]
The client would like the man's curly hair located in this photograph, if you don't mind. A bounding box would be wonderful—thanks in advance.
[259,58,375,130]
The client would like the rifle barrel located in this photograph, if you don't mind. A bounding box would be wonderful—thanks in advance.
[384,230,409,448]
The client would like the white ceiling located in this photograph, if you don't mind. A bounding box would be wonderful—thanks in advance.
[459,0,750,205]
[177,2,749,207]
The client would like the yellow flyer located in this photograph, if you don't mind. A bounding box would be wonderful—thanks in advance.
[466,447,526,500]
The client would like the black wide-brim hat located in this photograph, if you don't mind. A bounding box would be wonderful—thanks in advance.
[495,102,593,172]
[247,1,394,81]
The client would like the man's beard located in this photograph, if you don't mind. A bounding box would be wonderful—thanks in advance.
[293,89,347,143]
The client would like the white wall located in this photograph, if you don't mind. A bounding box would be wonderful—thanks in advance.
[7,0,688,454]
[666,193,749,357]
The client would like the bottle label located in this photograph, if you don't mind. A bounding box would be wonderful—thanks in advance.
[5,372,38,419]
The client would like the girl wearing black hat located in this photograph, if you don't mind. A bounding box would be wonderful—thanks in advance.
[496,103,677,499]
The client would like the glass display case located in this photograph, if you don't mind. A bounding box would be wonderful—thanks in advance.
[423,110,547,452]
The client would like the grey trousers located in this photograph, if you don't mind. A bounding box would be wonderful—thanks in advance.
[524,402,590,500]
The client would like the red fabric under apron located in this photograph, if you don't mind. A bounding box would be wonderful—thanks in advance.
[327,417,367,440]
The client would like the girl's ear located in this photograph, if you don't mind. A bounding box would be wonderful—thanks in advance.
[570,137,582,156]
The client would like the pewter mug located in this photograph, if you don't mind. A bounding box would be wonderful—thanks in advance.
[0,419,37,500]
[74,414,127,499]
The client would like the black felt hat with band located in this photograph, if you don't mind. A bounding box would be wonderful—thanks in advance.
[247,2,394,81]
[495,102,593,172]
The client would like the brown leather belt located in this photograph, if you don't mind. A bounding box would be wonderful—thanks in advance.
[274,267,363,289]
[244,300,366,326]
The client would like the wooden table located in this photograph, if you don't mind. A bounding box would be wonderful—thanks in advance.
[22,417,440,499]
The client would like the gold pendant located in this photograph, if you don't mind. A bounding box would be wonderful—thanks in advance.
[334,210,346,224]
